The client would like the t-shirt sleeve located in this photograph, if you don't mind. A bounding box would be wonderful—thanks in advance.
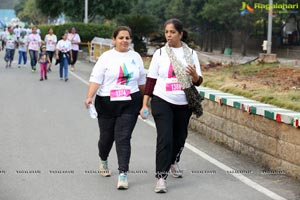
[76,34,81,43]
[147,49,160,79]
[136,53,146,85]
[89,54,107,84]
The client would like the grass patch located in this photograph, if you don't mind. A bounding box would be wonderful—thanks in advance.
[142,56,300,111]
[202,62,300,111]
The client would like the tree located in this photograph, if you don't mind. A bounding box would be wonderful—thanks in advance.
[36,0,64,20]
[14,0,26,17]
[117,14,158,55]
[62,0,135,22]
[164,0,187,23]
[201,0,291,55]
[17,0,47,25]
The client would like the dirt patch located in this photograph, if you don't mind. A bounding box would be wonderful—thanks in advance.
[255,67,300,89]
[203,62,300,91]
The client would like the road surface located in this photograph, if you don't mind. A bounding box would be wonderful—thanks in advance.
[0,50,299,200]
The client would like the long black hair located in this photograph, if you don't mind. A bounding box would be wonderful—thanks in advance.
[164,18,188,42]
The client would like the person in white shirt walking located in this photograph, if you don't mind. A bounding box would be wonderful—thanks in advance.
[14,25,21,41]
[140,18,203,193]
[3,27,17,68]
[44,28,57,72]
[67,27,81,71]
[84,26,146,190]
[18,31,28,68]
[27,26,42,72]
[56,33,72,82]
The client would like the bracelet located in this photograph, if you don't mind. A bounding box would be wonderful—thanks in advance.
[193,76,203,86]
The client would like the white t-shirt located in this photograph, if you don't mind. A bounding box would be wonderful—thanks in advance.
[67,33,81,51]
[89,48,146,97]
[44,34,57,52]
[18,36,28,52]
[148,46,202,105]
[56,39,72,53]
[26,28,32,35]
[4,34,17,49]
[14,28,21,38]
[27,33,41,51]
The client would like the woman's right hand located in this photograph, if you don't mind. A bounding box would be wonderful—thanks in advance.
[84,97,93,109]
[139,105,149,119]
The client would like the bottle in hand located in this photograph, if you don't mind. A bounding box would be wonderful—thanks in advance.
[88,104,98,119]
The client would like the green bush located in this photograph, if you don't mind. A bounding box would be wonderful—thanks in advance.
[38,22,116,42]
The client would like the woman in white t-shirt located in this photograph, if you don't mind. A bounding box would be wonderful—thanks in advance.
[27,26,41,72]
[4,27,17,68]
[67,27,81,71]
[84,26,146,190]
[55,33,72,82]
[140,18,203,193]
[18,31,28,67]
[44,28,57,72]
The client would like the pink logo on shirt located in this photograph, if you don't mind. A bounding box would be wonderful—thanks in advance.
[117,63,133,85]
[168,63,176,78]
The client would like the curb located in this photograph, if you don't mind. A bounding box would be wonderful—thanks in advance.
[198,86,300,128]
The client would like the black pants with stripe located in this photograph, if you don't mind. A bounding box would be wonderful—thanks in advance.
[151,95,192,179]
[97,114,138,173]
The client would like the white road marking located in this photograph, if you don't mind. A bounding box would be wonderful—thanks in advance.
[70,71,90,85]
[73,71,287,200]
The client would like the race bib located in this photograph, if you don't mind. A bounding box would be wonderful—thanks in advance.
[7,40,14,45]
[166,78,183,94]
[31,41,38,50]
[47,41,54,46]
[110,85,131,101]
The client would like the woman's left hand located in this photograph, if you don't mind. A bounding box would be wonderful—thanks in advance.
[186,64,198,80]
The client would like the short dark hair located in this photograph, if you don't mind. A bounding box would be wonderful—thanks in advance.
[112,26,132,39]
[61,33,66,38]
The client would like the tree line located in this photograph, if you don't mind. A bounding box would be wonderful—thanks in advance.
[14,0,299,55]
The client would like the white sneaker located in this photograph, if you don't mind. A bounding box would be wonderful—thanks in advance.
[170,162,183,178]
[99,160,111,177]
[117,173,128,189]
[154,178,167,193]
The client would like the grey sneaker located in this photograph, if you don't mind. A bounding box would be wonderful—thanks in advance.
[170,162,183,178]
[99,160,111,177]
[117,173,128,189]
[154,178,167,193]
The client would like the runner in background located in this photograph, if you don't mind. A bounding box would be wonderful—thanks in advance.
[3,27,17,68]
[27,26,42,72]
[67,27,81,71]
[44,28,57,72]
[17,31,28,68]
[56,33,72,82]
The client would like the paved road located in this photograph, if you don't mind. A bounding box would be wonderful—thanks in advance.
[0,50,299,200]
